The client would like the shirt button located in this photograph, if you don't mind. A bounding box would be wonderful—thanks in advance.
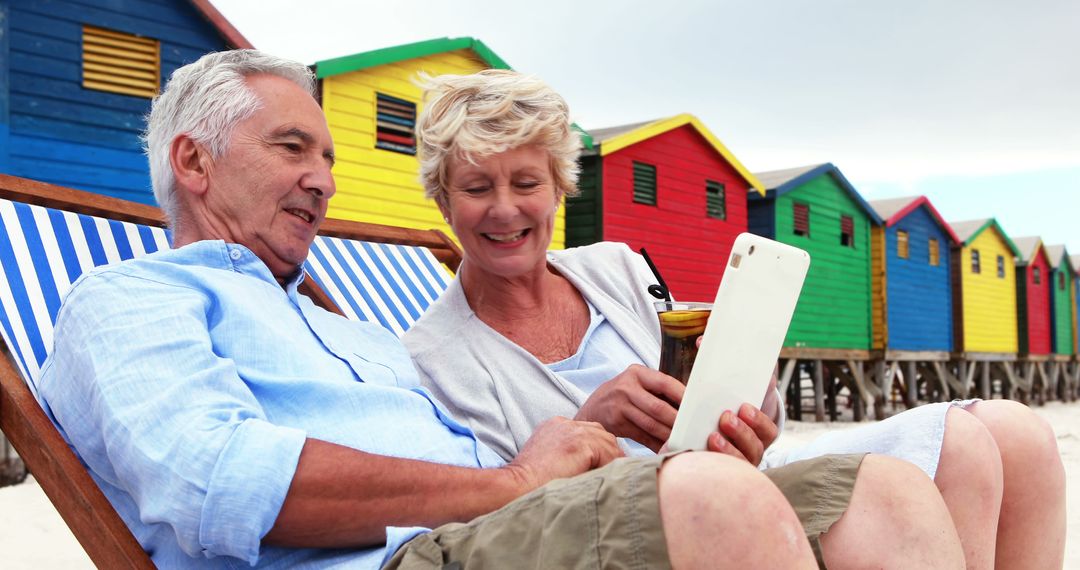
[229,249,242,260]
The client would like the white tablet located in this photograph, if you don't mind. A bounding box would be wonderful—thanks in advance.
[665,233,810,451]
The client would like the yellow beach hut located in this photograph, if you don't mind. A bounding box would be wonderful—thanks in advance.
[949,218,1023,398]
[949,218,1021,355]
[313,37,583,249]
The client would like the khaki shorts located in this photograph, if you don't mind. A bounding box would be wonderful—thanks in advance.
[383,453,864,570]
[765,453,866,568]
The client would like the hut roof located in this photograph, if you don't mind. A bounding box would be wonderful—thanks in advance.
[190,0,254,48]
[588,120,657,143]
[752,163,883,224]
[586,114,764,195]
[869,195,959,244]
[949,218,1021,257]
[1045,245,1074,271]
[1072,255,1080,276]
[315,36,509,77]
[313,36,592,149]
[1011,236,1050,265]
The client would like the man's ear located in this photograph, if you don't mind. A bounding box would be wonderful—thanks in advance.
[170,134,211,197]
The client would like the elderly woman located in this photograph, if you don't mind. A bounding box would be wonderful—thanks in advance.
[402,70,1064,569]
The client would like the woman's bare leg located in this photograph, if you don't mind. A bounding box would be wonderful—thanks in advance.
[965,400,1065,569]
[934,407,1004,569]
[821,454,965,569]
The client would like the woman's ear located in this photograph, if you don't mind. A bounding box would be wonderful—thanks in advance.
[436,195,452,225]
[170,134,211,197]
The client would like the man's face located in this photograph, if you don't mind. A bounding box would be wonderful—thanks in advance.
[203,74,336,280]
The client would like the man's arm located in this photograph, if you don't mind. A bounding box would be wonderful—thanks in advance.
[265,418,622,547]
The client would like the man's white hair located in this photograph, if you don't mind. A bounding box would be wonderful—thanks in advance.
[142,49,316,225]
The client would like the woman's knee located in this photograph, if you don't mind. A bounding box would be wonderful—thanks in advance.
[938,408,1003,494]
[966,400,1064,490]
[822,455,964,568]
[967,401,1058,462]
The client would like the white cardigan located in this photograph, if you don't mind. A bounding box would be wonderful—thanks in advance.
[403,242,662,461]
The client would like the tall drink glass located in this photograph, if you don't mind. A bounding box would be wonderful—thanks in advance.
[655,301,712,385]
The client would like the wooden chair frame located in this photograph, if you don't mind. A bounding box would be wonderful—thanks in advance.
[0,173,461,567]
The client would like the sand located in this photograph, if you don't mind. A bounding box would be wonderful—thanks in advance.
[2,401,1077,568]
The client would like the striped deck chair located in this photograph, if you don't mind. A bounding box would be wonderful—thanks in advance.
[0,174,461,567]
[306,234,454,337]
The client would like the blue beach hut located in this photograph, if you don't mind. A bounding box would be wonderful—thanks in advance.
[0,0,252,203]
[868,196,958,354]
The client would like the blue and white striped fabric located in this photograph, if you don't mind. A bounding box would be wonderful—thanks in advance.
[0,198,172,393]
[305,235,451,337]
[0,197,452,395]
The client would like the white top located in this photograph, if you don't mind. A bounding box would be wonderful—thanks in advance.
[546,299,655,456]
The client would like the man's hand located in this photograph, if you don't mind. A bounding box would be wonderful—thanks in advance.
[506,417,623,494]
[574,364,685,452]
[705,403,779,466]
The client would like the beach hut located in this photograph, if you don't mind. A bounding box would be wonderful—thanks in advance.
[1074,253,1080,355]
[1043,245,1076,399]
[566,114,764,302]
[1071,254,1080,399]
[1046,246,1075,356]
[1012,237,1056,401]
[747,163,883,420]
[1012,237,1054,357]
[868,196,957,353]
[312,37,586,249]
[949,219,1023,399]
[866,196,958,411]
[0,0,251,203]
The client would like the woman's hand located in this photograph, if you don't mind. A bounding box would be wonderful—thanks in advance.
[760,366,781,423]
[574,364,685,452]
[705,403,779,466]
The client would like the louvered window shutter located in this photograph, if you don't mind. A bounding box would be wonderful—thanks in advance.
[82,26,160,98]
[793,203,809,236]
[897,230,910,259]
[633,162,657,206]
[929,238,940,266]
[375,93,417,155]
[705,180,726,220]
[840,215,855,247]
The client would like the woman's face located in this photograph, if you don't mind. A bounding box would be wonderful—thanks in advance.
[442,145,560,280]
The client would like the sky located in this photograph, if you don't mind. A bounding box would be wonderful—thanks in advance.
[212,0,1080,254]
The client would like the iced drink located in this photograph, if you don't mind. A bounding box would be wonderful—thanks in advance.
[655,301,712,385]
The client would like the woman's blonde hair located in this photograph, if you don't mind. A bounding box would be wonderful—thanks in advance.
[416,69,582,207]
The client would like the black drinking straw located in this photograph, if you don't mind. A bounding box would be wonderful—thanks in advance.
[638,247,672,302]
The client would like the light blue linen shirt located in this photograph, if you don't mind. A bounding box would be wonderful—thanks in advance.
[35,240,504,569]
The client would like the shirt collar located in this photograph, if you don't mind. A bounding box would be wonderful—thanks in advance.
[178,240,307,290]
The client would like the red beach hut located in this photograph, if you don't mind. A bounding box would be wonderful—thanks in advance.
[566,114,764,302]
[1013,237,1053,356]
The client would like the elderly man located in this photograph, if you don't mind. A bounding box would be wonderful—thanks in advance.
[36,50,960,569]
